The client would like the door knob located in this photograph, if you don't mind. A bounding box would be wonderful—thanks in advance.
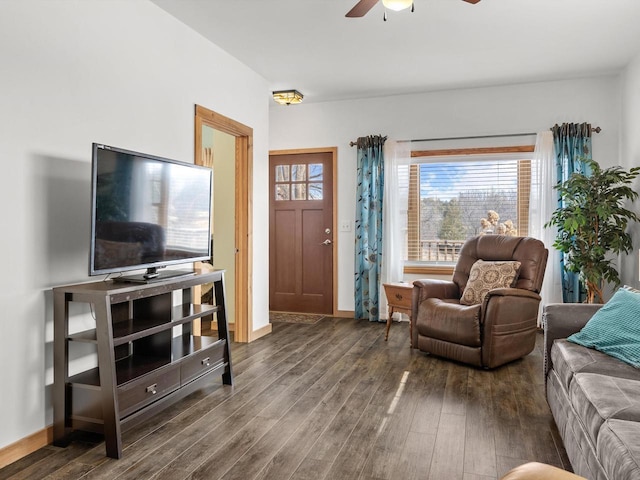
[320,239,333,246]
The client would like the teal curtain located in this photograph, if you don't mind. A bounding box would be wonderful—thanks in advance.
[355,135,386,322]
[551,122,593,303]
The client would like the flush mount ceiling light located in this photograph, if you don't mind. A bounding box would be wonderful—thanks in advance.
[272,90,303,105]
[381,0,413,11]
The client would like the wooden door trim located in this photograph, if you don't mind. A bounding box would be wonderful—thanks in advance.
[195,105,260,343]
[269,147,338,316]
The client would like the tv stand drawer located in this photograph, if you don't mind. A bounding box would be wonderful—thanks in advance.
[118,365,180,418]
[181,340,226,384]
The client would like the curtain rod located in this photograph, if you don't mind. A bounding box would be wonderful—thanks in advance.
[349,126,601,147]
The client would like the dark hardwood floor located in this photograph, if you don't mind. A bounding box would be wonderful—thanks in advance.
[0,317,571,480]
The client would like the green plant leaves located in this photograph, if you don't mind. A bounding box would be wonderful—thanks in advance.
[545,158,640,303]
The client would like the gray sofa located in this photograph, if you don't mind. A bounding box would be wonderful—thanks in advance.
[544,303,640,480]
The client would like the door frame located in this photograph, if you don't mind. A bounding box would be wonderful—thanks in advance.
[195,104,255,343]
[269,147,338,316]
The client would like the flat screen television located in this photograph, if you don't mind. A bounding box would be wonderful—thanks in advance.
[89,143,212,283]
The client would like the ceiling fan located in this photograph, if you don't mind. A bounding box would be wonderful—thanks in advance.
[346,0,481,18]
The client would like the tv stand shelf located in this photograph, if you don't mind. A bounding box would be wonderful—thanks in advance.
[67,303,220,345]
[53,270,233,459]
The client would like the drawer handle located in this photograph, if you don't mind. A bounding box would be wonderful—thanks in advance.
[201,357,211,367]
[395,293,403,300]
[146,384,157,395]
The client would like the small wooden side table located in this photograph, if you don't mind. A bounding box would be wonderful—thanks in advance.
[383,282,413,345]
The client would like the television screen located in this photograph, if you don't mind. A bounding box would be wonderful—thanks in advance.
[89,143,212,281]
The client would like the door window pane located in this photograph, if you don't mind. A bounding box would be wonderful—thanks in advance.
[292,184,307,200]
[291,164,306,181]
[309,183,323,200]
[275,184,290,201]
[309,164,323,181]
[275,165,290,182]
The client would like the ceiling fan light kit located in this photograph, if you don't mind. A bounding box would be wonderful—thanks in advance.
[346,0,480,18]
[272,90,304,105]
[381,0,413,12]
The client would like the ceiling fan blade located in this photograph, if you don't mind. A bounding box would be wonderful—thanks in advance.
[462,0,481,3]
[346,0,379,17]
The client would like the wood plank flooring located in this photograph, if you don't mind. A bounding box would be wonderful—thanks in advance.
[0,317,571,480]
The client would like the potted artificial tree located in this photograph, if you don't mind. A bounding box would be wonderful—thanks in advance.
[546,159,640,303]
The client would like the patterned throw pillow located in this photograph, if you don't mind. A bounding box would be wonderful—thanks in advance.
[460,260,521,306]
[568,287,640,368]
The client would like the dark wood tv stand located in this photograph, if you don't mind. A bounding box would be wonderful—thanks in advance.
[53,270,233,459]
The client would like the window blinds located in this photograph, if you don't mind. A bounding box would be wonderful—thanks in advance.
[400,153,533,264]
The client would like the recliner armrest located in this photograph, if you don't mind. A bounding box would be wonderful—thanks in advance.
[412,279,459,302]
[485,287,541,301]
[411,279,460,348]
[481,288,542,326]
[481,287,541,328]
[480,289,544,368]
[542,303,602,377]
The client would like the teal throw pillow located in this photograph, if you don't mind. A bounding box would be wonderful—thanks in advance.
[568,287,640,368]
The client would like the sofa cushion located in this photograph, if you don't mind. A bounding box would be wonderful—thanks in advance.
[547,369,608,480]
[550,340,640,392]
[597,419,640,480]
[568,287,640,368]
[460,259,520,305]
[569,373,640,447]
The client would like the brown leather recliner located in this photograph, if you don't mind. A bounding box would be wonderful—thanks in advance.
[411,235,548,368]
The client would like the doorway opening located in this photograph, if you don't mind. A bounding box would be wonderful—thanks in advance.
[195,105,256,342]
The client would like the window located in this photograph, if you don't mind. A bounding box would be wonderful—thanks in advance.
[274,163,323,201]
[401,146,534,272]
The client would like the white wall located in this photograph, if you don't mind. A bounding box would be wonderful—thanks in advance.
[0,0,270,449]
[620,53,640,287]
[270,76,622,312]
[212,129,237,326]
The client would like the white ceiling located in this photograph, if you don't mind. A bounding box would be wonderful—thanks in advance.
[151,0,640,104]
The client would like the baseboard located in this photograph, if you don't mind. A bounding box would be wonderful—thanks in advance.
[207,322,236,332]
[334,310,355,318]
[0,426,52,469]
[249,323,272,341]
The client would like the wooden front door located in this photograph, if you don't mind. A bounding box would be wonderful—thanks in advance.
[269,150,335,314]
